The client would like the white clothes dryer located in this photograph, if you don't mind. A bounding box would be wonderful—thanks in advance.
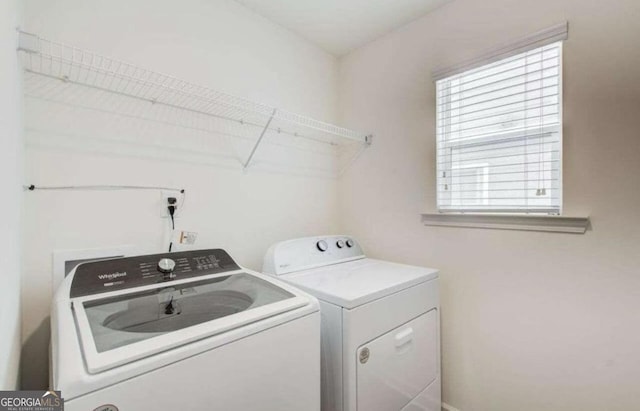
[263,236,440,411]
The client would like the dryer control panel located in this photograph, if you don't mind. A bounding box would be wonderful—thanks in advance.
[70,249,240,297]
[263,235,365,276]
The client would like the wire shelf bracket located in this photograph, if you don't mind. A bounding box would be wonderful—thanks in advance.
[243,108,277,171]
[16,30,372,173]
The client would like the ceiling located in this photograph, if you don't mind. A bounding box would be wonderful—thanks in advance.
[235,0,450,56]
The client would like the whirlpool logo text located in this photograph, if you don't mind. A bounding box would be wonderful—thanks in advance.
[98,271,127,280]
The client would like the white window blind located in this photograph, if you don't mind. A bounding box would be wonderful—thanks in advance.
[436,41,563,214]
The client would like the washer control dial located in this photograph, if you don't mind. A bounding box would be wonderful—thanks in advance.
[346,239,354,248]
[157,258,176,274]
[336,240,345,248]
[316,240,329,252]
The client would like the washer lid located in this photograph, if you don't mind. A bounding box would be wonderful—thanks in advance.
[281,258,439,309]
[73,271,310,373]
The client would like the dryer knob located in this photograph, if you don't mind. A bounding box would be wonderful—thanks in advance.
[346,239,354,248]
[316,240,328,252]
[336,240,345,248]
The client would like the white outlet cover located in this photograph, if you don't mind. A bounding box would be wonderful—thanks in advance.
[178,231,198,245]
[160,190,183,218]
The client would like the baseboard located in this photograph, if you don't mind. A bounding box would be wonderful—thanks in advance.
[442,402,462,411]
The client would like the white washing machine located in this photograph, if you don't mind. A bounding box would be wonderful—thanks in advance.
[263,236,440,411]
[51,248,320,411]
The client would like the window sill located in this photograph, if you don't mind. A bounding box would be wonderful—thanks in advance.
[421,213,590,234]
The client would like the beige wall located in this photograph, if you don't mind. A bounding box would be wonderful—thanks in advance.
[21,0,339,389]
[0,0,23,390]
[338,0,640,410]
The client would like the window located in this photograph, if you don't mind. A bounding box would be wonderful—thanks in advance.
[436,41,563,214]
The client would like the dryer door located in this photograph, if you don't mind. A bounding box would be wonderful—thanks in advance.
[356,309,438,411]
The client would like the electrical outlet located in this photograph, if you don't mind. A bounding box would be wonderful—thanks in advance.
[160,190,182,218]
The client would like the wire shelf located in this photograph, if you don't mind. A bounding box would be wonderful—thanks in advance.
[17,30,371,173]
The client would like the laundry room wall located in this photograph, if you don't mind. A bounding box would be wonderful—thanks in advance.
[337,0,640,410]
[21,0,340,388]
[0,0,23,390]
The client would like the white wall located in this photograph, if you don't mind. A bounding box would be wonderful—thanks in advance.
[21,0,339,388]
[0,0,23,390]
[338,0,640,410]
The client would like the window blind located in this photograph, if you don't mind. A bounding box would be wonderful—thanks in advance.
[436,41,563,214]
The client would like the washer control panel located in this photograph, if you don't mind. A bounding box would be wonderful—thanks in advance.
[70,249,240,297]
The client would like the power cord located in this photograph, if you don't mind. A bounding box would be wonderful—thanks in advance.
[167,197,177,252]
